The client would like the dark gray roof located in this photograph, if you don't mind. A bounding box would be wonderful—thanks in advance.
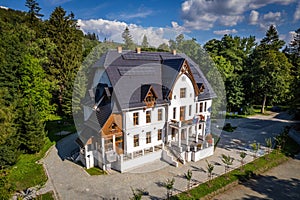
[79,50,216,144]
[93,50,216,108]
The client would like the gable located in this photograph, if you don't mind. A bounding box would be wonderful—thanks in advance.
[168,60,202,99]
[101,114,123,139]
[141,85,158,108]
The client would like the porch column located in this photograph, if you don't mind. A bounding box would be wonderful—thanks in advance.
[195,124,199,143]
[178,128,181,147]
[186,128,188,145]
[112,135,116,151]
[101,138,106,168]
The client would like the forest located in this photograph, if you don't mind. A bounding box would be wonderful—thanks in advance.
[0,0,299,198]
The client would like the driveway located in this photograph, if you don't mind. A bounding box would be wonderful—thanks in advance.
[40,112,299,199]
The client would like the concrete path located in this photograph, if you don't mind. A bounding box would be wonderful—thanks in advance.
[39,112,299,199]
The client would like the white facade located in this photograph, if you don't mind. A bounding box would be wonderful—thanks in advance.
[78,52,215,172]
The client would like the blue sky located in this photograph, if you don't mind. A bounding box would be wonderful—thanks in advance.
[1,0,300,47]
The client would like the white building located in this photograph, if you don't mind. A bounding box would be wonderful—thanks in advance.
[76,47,216,172]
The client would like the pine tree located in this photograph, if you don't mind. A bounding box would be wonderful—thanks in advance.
[46,6,83,117]
[260,25,285,51]
[25,0,44,24]
[141,35,149,48]
[122,27,135,49]
[17,104,46,153]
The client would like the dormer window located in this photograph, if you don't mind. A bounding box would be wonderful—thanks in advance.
[141,85,158,108]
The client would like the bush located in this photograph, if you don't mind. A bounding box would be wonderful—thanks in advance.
[240,105,255,115]
[222,123,237,132]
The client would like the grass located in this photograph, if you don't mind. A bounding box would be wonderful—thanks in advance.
[7,138,53,191]
[35,191,55,200]
[172,135,299,200]
[7,117,76,193]
[85,167,107,176]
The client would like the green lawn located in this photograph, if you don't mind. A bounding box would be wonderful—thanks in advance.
[35,191,55,200]
[7,138,53,191]
[85,167,107,176]
[7,118,76,193]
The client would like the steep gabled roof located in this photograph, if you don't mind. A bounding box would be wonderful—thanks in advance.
[92,50,216,110]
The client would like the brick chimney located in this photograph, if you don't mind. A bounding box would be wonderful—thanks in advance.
[172,49,176,55]
[136,47,141,54]
[117,46,122,53]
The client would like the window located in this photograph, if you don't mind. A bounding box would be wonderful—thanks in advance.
[204,102,207,112]
[146,110,151,123]
[199,124,202,130]
[196,103,198,113]
[133,112,139,125]
[189,105,192,116]
[200,102,203,112]
[180,106,186,121]
[180,88,186,98]
[173,107,176,119]
[146,132,151,144]
[134,135,139,147]
[158,109,163,121]
[157,129,162,140]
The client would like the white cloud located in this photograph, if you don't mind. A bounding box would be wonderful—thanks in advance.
[0,6,8,10]
[181,0,295,30]
[107,7,154,21]
[78,19,184,47]
[263,11,281,20]
[294,2,300,21]
[48,0,71,5]
[249,10,259,25]
[219,15,244,26]
[213,29,238,35]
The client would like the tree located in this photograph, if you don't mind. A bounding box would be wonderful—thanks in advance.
[141,35,149,48]
[221,154,234,176]
[250,142,260,159]
[239,152,247,170]
[206,160,214,184]
[17,104,46,153]
[260,25,285,51]
[248,50,292,113]
[184,169,192,191]
[158,43,170,51]
[25,0,44,23]
[130,187,145,200]
[265,137,272,155]
[46,6,83,116]
[284,28,300,114]
[122,27,135,49]
[19,54,53,120]
[164,178,175,200]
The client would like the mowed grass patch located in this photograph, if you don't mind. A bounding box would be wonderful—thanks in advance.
[7,138,53,191]
[85,167,107,176]
[35,191,55,200]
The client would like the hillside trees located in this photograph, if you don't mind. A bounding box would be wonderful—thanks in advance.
[46,6,83,116]
[247,25,292,113]
[204,35,256,112]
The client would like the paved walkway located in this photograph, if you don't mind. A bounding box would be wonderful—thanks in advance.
[39,112,299,199]
[213,154,300,200]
